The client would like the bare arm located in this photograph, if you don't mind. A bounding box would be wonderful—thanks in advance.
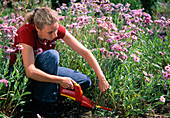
[63,30,110,92]
[21,43,76,89]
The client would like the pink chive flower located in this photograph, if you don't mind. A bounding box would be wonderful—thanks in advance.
[114,51,119,58]
[98,37,104,41]
[56,8,62,14]
[35,48,43,55]
[108,52,114,58]
[134,56,140,62]
[124,32,131,38]
[123,48,128,53]
[160,96,165,103]
[16,44,24,50]
[164,84,167,90]
[165,65,170,71]
[167,70,170,77]
[126,42,131,48]
[5,48,16,54]
[159,51,165,56]
[131,35,137,40]
[121,54,127,60]
[162,71,168,80]
[135,51,141,55]
[161,16,166,21]
[90,28,96,33]
[114,36,121,40]
[59,16,65,20]
[130,54,136,57]
[106,38,112,43]
[148,74,154,78]
[99,47,105,52]
[143,71,147,76]
[145,77,150,82]
[0,79,8,87]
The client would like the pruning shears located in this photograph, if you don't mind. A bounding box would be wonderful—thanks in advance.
[60,83,113,111]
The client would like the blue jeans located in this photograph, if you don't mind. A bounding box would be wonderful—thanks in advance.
[31,49,91,102]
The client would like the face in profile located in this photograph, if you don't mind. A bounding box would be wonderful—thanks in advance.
[36,21,59,41]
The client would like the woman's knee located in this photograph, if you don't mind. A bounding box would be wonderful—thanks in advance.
[42,49,59,60]
[35,49,60,74]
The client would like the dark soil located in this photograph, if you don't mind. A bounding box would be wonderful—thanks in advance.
[52,99,170,118]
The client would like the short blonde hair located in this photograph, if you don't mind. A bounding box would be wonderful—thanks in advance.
[25,7,59,30]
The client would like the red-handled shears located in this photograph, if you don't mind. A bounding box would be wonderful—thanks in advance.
[60,83,113,111]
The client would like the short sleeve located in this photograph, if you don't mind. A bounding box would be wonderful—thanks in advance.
[16,24,35,48]
[56,25,66,39]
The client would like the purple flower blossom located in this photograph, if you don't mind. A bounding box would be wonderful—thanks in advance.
[166,19,170,26]
[162,71,168,80]
[0,79,8,87]
[143,71,147,76]
[5,48,16,54]
[164,84,168,90]
[56,8,62,14]
[108,52,114,58]
[134,56,140,62]
[111,44,122,51]
[59,16,65,20]
[165,65,170,71]
[160,96,165,103]
[148,74,154,78]
[98,37,104,41]
[123,48,128,53]
[130,54,136,57]
[90,28,96,33]
[16,44,24,50]
[131,35,137,40]
[99,47,105,52]
[60,3,68,10]
[115,3,123,8]
[120,52,127,60]
[145,77,150,82]
[124,32,131,38]
[135,51,141,55]
[106,38,112,43]
[158,51,165,56]
[154,20,164,24]
[161,16,166,21]
[34,48,43,55]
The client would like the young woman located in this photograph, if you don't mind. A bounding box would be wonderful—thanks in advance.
[10,7,110,117]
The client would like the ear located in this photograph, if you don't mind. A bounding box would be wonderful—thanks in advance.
[35,25,40,32]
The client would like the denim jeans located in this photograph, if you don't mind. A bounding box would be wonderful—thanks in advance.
[31,49,91,102]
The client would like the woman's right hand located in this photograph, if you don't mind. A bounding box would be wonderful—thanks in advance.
[59,77,76,89]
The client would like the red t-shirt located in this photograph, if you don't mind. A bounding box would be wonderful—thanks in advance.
[9,23,66,65]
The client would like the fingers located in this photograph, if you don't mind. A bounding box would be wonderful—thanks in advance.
[99,80,110,93]
[101,85,109,93]
[60,77,76,89]
[71,79,77,84]
[66,78,77,90]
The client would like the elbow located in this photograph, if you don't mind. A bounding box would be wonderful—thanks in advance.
[81,48,92,58]
[25,65,35,78]
[25,70,32,78]
[25,69,32,78]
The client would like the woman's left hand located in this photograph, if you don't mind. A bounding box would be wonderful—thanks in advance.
[98,77,110,93]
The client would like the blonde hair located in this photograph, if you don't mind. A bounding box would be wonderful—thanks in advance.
[24,7,59,30]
